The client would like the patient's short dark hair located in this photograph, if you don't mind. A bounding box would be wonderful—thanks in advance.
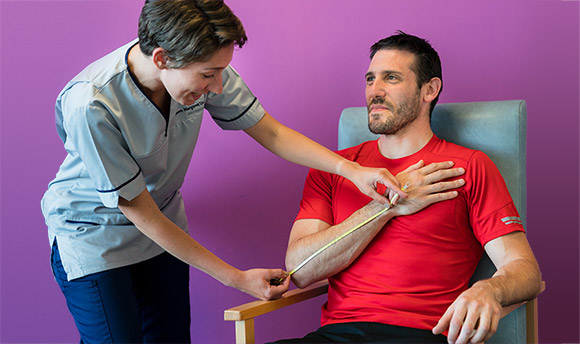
[370,31,442,115]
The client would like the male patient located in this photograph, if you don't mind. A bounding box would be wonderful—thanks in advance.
[277,32,542,344]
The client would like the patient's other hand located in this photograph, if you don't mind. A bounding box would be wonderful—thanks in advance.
[390,160,465,216]
[433,281,501,344]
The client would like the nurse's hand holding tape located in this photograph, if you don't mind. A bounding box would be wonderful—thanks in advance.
[41,1,405,342]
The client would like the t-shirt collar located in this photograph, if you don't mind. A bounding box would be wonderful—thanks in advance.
[372,134,441,168]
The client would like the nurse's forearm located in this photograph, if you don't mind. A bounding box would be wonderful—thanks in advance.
[244,112,356,176]
[244,112,403,205]
[118,190,241,287]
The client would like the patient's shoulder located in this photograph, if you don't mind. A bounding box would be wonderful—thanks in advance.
[335,140,378,161]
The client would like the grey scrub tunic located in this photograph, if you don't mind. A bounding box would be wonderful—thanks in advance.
[41,40,265,280]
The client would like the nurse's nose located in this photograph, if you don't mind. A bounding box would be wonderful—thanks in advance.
[208,71,224,94]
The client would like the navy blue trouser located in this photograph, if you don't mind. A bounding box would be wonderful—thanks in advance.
[51,241,191,344]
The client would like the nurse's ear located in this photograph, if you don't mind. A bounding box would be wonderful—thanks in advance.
[151,47,169,70]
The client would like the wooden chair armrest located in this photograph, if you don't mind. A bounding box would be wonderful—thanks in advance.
[224,280,544,344]
[224,280,329,321]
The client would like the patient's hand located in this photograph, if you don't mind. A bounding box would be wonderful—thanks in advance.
[389,160,465,216]
[433,281,502,344]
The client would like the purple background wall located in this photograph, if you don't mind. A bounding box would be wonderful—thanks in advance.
[1,0,578,343]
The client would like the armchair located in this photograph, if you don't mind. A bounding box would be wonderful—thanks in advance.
[225,100,542,344]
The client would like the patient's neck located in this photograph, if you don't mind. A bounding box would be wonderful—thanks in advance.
[377,119,433,159]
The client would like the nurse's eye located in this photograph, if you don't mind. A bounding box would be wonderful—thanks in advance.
[202,73,216,79]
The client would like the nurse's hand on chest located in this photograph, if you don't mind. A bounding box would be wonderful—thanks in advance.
[118,189,289,300]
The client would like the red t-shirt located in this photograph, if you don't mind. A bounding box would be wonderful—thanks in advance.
[295,136,524,331]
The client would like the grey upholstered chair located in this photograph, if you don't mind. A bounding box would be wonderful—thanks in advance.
[225,100,541,344]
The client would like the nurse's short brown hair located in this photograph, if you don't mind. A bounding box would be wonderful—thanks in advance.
[138,0,247,68]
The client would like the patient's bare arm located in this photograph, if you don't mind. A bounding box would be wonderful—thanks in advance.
[286,160,465,288]
[433,232,541,344]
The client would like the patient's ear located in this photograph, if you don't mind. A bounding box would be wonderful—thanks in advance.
[422,77,442,103]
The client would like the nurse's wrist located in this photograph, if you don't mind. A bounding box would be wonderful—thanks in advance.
[226,269,259,298]
[221,266,243,288]
[335,159,358,179]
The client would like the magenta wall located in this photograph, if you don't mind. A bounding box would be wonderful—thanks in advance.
[1,1,578,343]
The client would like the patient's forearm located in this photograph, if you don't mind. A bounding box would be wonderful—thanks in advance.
[480,257,542,306]
[481,232,542,306]
[286,201,394,288]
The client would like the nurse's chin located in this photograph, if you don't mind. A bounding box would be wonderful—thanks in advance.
[179,93,203,106]
[175,95,201,106]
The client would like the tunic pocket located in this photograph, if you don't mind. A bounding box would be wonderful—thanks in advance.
[133,138,169,181]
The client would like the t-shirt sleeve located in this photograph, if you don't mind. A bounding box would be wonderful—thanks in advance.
[61,97,146,208]
[295,168,335,225]
[467,150,525,246]
[204,65,265,130]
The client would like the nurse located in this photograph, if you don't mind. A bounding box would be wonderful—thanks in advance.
[41,0,405,343]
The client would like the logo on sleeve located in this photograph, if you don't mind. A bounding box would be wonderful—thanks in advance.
[501,216,522,226]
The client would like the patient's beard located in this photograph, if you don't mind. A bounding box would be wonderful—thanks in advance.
[368,92,421,136]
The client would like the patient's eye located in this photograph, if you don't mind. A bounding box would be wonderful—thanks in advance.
[366,75,375,84]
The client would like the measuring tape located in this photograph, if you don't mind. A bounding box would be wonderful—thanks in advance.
[270,183,409,286]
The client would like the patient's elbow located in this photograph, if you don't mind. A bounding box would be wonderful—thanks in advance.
[291,271,314,289]
[532,265,544,298]
[285,260,314,289]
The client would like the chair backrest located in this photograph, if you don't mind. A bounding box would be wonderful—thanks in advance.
[338,100,527,343]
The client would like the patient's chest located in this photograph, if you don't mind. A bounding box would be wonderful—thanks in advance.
[331,172,481,293]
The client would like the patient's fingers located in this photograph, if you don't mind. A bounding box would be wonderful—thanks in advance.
[399,160,425,174]
[422,190,459,205]
[423,167,465,185]
[425,179,465,194]
[419,161,455,174]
